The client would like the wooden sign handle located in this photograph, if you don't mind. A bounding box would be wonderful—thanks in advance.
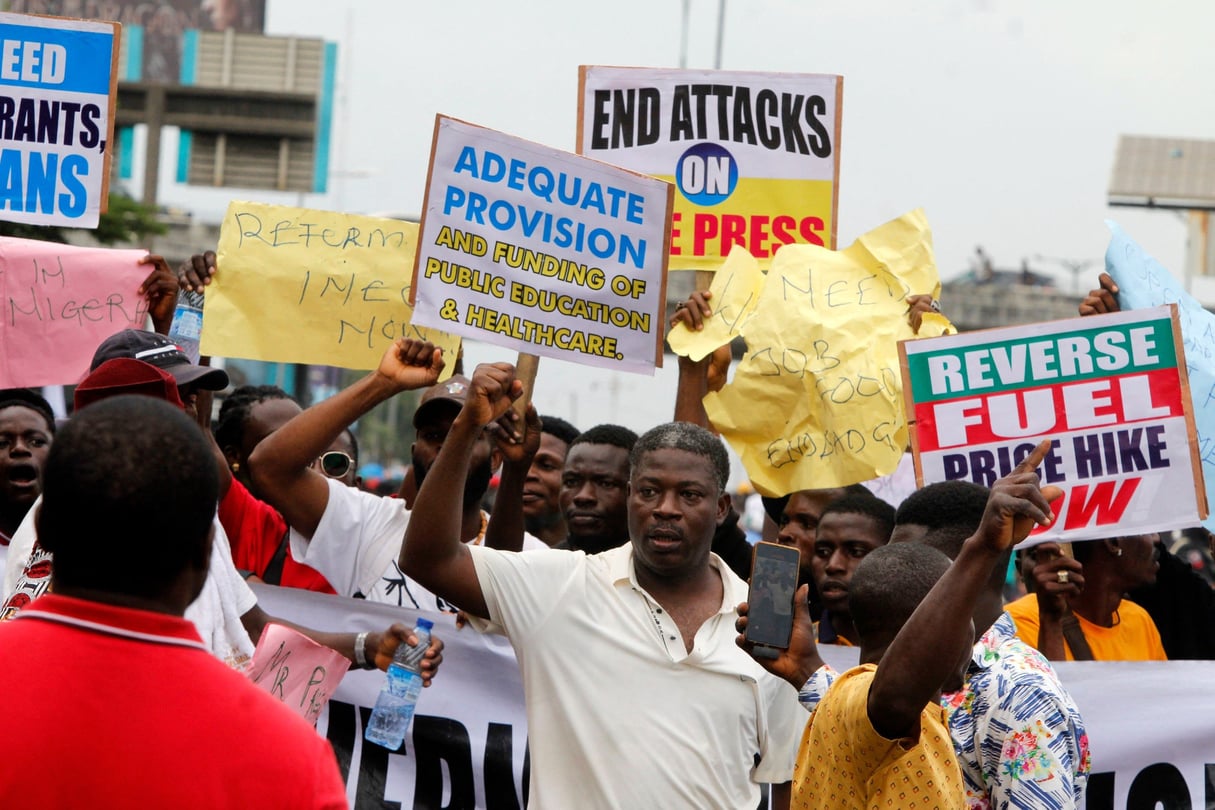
[512,352,540,420]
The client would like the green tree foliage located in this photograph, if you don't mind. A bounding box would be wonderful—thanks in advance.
[0,192,167,245]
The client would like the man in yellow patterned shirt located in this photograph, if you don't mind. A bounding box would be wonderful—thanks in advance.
[784,441,1061,809]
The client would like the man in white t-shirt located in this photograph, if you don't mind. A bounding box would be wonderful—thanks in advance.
[400,360,805,809]
[248,339,544,612]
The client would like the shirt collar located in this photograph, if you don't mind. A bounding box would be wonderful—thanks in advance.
[608,544,743,614]
[14,593,208,650]
[971,611,1018,669]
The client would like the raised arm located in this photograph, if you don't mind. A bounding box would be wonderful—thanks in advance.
[401,363,522,619]
[670,290,731,428]
[249,339,443,537]
[483,405,541,552]
[868,440,1061,740]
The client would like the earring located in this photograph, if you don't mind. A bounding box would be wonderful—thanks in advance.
[1115,548,1123,557]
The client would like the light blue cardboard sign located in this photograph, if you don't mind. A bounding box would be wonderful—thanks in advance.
[1105,221,1213,531]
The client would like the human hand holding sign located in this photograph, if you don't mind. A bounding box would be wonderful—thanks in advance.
[1078,272,1120,316]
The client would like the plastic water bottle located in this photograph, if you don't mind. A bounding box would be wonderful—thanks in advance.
[167,289,205,364]
[364,618,433,750]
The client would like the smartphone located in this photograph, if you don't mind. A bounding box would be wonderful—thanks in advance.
[745,542,801,658]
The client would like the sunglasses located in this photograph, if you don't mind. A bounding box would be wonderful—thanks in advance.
[317,451,355,479]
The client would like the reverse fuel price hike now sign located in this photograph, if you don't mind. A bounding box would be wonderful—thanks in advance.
[900,306,1207,545]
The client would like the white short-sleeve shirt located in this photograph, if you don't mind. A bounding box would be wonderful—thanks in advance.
[467,542,805,809]
[290,477,544,611]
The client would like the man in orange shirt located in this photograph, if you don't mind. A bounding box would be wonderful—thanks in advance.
[1007,536,1167,661]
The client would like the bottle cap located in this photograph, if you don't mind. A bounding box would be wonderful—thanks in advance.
[416,618,434,632]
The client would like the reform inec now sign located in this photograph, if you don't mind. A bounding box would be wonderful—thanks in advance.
[900,306,1207,545]
[0,13,118,229]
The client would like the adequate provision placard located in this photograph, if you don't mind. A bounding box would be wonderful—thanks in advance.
[203,201,460,377]
[578,66,842,270]
[411,115,673,374]
[901,306,1207,544]
[0,12,119,228]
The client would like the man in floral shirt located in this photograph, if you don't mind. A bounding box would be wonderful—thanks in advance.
[747,480,1090,809]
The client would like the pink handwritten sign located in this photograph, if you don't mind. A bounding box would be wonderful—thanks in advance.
[249,622,351,725]
[0,237,150,387]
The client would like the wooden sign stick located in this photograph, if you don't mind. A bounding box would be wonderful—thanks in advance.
[512,352,540,424]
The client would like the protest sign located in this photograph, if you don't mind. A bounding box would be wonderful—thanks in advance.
[699,209,952,495]
[258,583,1215,810]
[410,115,673,375]
[1105,221,1215,533]
[0,236,148,387]
[578,66,842,269]
[248,622,350,726]
[0,12,119,228]
[202,201,459,377]
[901,306,1206,545]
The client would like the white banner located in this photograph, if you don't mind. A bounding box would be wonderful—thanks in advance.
[258,585,1215,809]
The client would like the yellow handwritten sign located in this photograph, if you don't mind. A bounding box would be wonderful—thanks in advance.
[703,208,952,495]
[203,201,460,377]
[667,245,764,361]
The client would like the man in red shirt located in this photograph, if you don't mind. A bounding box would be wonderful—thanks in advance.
[0,395,348,808]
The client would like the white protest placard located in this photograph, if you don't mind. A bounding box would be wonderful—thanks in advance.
[0,12,119,228]
[410,115,673,375]
[901,306,1207,545]
[248,622,350,726]
[578,66,843,268]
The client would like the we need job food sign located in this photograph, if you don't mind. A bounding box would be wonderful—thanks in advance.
[901,307,1207,545]
[0,13,119,229]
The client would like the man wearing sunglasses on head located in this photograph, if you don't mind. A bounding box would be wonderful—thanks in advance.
[213,386,365,594]
[247,338,548,613]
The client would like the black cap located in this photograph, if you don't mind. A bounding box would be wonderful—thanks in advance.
[90,329,229,391]
[412,375,471,428]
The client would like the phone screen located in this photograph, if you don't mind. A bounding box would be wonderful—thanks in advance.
[745,542,801,650]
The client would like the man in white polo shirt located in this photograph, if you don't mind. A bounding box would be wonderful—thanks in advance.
[399,360,804,809]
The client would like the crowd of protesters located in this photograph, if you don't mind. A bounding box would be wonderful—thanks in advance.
[0,247,1210,809]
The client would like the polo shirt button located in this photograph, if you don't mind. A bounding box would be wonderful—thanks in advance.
[669,635,676,641]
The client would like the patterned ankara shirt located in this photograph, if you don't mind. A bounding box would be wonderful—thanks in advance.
[799,613,1090,809]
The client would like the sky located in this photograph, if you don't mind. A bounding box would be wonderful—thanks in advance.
[144,0,1215,478]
